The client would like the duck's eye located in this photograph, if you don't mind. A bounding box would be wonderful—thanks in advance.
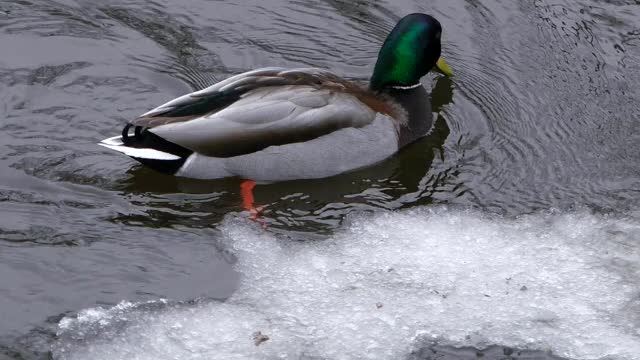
[435,31,441,40]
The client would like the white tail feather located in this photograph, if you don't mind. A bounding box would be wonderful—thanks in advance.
[98,136,181,160]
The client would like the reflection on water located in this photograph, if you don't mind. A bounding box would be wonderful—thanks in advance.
[1,0,639,359]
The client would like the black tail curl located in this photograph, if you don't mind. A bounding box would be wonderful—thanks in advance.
[120,124,193,175]
[121,123,139,146]
[121,124,192,158]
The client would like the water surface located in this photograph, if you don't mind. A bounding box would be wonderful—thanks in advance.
[0,0,639,359]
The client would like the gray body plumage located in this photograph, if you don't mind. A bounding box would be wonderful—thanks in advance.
[150,84,380,158]
[176,113,398,181]
[99,67,432,181]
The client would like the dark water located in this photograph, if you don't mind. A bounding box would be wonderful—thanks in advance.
[1,0,639,359]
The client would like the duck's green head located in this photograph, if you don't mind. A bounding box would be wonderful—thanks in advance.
[370,13,452,91]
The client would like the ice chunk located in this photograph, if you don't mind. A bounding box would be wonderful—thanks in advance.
[54,208,640,360]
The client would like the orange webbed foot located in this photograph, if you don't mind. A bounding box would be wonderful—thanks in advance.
[240,180,266,227]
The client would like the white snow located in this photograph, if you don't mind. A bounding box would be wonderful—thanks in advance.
[54,207,640,360]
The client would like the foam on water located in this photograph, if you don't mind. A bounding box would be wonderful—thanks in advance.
[54,208,640,359]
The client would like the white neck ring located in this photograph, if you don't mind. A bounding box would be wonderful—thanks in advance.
[390,83,421,90]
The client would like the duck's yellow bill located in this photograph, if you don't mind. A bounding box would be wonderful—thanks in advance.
[436,57,454,77]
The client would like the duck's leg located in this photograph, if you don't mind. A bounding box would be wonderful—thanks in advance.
[240,180,264,223]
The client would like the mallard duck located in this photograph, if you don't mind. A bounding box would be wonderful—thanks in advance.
[99,13,453,182]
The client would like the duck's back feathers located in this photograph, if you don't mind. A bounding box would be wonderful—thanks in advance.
[146,85,377,158]
[100,67,409,179]
[127,68,402,158]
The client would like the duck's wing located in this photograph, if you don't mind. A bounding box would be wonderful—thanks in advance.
[128,68,385,158]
